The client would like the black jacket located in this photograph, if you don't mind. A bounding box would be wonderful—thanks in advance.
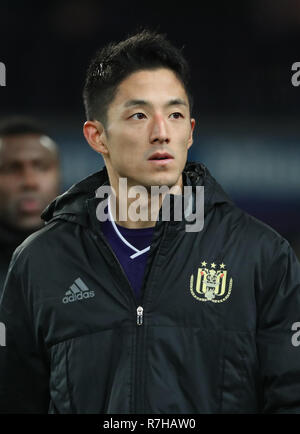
[0,223,34,295]
[1,162,300,414]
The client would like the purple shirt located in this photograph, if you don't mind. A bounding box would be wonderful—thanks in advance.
[100,207,154,301]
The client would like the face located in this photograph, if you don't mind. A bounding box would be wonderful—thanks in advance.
[0,134,60,231]
[87,68,195,192]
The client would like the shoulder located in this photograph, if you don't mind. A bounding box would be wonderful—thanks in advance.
[222,202,289,259]
[239,208,295,278]
[9,219,73,273]
[243,210,285,244]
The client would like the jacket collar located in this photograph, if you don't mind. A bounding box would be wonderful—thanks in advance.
[41,162,233,232]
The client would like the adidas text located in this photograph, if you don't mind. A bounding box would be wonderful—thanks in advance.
[63,290,95,304]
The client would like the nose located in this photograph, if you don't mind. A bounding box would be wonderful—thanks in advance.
[21,165,39,190]
[150,114,170,144]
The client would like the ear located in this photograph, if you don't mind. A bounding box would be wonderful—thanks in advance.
[187,118,195,150]
[83,120,109,156]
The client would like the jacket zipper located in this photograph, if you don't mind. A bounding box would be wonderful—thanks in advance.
[134,221,169,413]
[92,221,169,414]
[136,306,143,325]
[136,305,144,412]
[92,230,145,413]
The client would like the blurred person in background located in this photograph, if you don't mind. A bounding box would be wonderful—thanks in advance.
[0,117,60,294]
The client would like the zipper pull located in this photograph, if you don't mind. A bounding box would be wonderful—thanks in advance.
[137,306,143,326]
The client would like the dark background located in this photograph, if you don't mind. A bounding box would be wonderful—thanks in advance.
[1,0,300,256]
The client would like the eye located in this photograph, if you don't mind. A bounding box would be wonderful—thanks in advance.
[33,160,51,171]
[0,162,21,174]
[170,112,183,119]
[130,113,146,120]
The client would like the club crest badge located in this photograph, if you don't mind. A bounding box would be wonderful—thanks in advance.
[190,261,233,303]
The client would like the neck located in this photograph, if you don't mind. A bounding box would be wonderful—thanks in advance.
[108,175,183,229]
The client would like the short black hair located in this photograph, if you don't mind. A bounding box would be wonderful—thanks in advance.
[83,29,193,127]
[0,116,48,138]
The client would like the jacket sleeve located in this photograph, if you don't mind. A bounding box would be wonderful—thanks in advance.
[256,239,300,413]
[0,253,50,413]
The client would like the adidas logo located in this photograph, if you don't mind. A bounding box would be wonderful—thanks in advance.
[62,278,95,304]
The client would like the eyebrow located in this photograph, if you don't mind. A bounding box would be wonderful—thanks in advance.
[123,98,188,109]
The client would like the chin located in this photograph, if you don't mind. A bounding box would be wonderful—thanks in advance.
[144,174,180,189]
[17,217,43,232]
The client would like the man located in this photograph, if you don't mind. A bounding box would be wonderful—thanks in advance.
[0,117,60,293]
[1,30,300,414]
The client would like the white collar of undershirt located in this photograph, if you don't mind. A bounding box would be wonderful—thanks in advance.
[107,195,151,259]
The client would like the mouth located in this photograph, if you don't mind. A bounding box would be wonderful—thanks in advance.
[17,198,42,214]
[148,152,174,166]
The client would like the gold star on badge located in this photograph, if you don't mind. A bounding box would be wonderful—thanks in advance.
[220,263,226,269]
[201,261,207,267]
[211,262,216,268]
